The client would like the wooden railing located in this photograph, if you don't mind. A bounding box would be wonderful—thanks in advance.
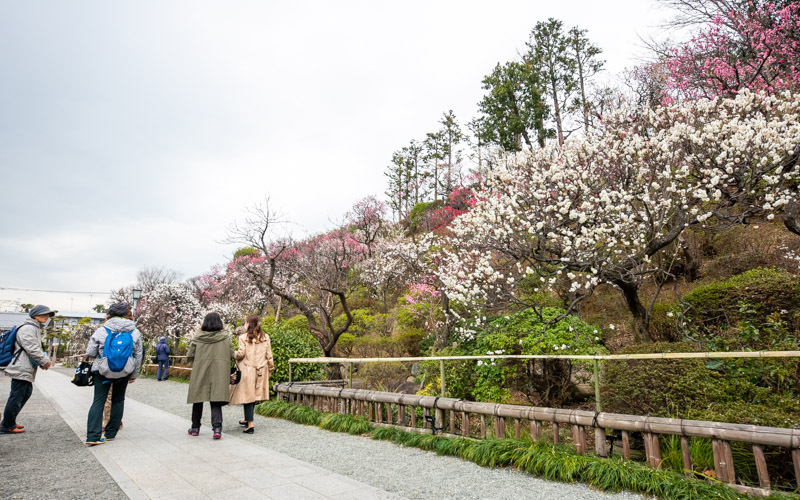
[275,382,800,496]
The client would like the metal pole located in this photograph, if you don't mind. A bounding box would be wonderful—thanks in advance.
[348,363,353,388]
[439,359,446,397]
[592,359,602,412]
[289,362,293,383]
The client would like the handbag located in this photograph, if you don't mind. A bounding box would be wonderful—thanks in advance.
[230,365,242,385]
[71,360,94,387]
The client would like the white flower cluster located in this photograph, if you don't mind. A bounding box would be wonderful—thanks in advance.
[438,90,800,313]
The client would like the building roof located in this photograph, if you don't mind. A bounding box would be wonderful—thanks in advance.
[0,312,30,331]
[53,311,107,320]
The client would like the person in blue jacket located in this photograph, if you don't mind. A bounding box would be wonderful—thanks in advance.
[156,337,170,381]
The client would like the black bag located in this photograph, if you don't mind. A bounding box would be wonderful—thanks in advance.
[71,361,94,387]
[230,365,242,385]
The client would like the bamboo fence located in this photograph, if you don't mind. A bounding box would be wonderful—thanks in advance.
[275,381,800,496]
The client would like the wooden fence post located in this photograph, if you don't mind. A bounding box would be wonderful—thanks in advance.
[461,411,469,437]
[439,359,446,397]
[753,444,770,489]
[621,430,631,459]
[594,427,607,457]
[530,420,541,441]
[592,359,602,411]
[680,436,692,474]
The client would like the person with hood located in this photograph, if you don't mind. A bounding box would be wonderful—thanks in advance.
[186,312,233,440]
[155,336,171,381]
[85,302,143,446]
[1,305,54,434]
[229,314,274,434]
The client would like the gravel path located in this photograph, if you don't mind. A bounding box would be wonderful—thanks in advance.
[0,374,127,500]
[112,369,646,500]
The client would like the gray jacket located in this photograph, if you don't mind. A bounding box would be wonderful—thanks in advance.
[2,318,51,383]
[86,317,144,380]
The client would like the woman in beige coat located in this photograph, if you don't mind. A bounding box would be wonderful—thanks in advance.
[229,314,274,433]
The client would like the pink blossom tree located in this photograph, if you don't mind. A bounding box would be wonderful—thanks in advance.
[664,2,800,99]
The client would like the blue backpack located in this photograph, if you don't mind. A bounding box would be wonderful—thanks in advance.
[102,327,134,372]
[0,326,20,368]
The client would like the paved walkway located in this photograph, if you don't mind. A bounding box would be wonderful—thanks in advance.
[3,368,643,500]
[33,369,397,499]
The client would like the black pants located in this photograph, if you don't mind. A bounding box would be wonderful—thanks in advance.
[243,402,255,422]
[87,374,129,441]
[191,402,224,429]
[1,379,33,430]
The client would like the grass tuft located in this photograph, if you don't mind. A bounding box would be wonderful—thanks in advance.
[258,401,748,500]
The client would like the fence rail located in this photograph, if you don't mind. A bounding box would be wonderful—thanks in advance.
[275,382,800,496]
[288,351,800,411]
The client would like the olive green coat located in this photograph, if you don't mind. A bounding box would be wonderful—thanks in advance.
[186,329,234,404]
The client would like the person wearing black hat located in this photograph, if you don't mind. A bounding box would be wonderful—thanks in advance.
[1,305,54,434]
[84,302,143,446]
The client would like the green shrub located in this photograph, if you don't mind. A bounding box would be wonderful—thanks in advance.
[264,320,324,386]
[476,308,607,405]
[420,308,606,406]
[418,345,478,399]
[601,342,800,428]
[683,268,800,334]
[332,309,393,337]
[281,314,310,331]
[335,331,424,358]
[358,361,409,391]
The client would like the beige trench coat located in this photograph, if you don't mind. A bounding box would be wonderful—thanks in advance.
[229,333,275,405]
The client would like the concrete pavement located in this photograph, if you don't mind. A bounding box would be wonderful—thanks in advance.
[29,369,399,499]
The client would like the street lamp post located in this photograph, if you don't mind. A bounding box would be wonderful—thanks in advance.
[132,289,142,317]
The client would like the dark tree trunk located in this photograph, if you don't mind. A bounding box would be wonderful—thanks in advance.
[615,280,653,343]
[784,199,800,236]
[434,292,452,349]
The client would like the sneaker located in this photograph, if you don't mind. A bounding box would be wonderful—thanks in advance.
[188,428,199,436]
[212,428,221,440]
[104,436,115,441]
[0,427,24,434]
[86,438,106,446]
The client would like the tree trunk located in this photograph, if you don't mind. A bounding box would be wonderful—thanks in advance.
[274,296,282,322]
[549,68,565,146]
[615,280,652,343]
[435,292,452,349]
[784,199,800,236]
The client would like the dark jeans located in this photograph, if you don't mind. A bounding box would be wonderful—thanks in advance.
[87,374,129,441]
[243,402,255,422]
[191,402,224,430]
[1,379,33,430]
[157,360,169,380]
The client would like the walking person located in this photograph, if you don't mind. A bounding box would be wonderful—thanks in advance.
[1,305,54,434]
[156,337,171,381]
[85,302,143,446]
[186,312,233,439]
[230,314,274,434]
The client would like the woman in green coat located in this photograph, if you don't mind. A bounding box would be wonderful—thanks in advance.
[186,312,233,439]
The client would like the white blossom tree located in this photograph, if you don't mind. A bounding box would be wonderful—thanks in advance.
[137,282,204,350]
[441,90,800,342]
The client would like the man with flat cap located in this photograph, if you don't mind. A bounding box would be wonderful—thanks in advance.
[1,304,54,434]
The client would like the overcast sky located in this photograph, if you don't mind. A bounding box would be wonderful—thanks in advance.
[0,0,674,312]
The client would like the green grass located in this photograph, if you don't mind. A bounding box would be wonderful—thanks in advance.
[255,401,756,500]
